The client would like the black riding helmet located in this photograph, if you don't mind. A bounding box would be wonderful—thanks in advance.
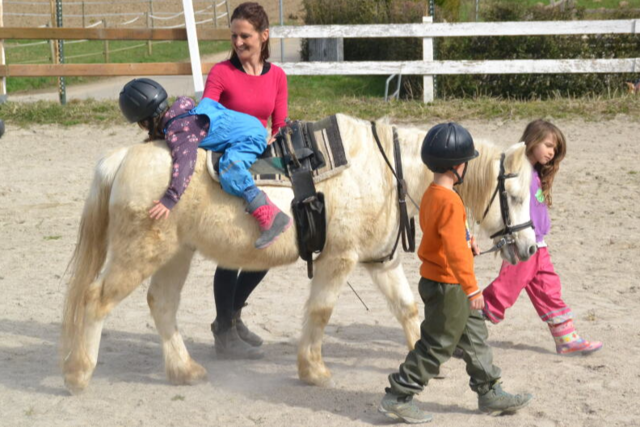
[421,122,478,172]
[119,78,168,123]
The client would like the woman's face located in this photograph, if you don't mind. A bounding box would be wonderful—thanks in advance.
[230,19,269,62]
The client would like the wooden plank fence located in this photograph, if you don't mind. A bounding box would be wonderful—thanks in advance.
[0,27,230,41]
[1,19,639,103]
[2,19,637,40]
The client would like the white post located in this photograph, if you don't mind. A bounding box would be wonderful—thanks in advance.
[279,0,284,62]
[422,16,434,103]
[182,0,204,99]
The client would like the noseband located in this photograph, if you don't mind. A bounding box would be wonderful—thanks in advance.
[479,153,534,255]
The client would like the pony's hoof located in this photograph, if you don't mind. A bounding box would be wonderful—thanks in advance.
[64,373,90,395]
[316,376,336,388]
[300,373,335,388]
[167,359,208,385]
[299,366,334,387]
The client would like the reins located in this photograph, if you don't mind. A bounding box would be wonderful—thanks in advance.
[478,153,534,256]
[366,122,417,263]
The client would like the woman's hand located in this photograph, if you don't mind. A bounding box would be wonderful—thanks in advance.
[149,200,171,220]
[267,135,276,145]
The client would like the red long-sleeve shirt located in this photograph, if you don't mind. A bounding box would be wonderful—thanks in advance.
[202,59,288,136]
[418,183,480,300]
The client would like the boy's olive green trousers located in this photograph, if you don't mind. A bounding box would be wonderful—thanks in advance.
[388,278,501,396]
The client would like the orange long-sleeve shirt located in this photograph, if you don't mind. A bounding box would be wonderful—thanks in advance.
[418,183,480,300]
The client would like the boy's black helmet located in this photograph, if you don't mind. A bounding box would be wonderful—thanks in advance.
[421,122,479,173]
[119,78,168,123]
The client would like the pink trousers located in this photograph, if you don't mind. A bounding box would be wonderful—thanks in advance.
[483,247,572,325]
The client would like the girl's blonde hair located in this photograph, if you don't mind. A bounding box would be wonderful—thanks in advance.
[521,119,566,206]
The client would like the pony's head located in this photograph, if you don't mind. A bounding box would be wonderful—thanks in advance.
[460,141,537,265]
[497,142,538,264]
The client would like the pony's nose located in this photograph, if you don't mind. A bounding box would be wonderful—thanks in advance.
[528,245,537,256]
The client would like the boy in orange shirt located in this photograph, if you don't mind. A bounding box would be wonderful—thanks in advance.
[378,123,533,424]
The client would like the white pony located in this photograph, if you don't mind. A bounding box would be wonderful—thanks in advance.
[61,114,536,393]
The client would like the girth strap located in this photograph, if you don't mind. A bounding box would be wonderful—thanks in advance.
[367,122,416,263]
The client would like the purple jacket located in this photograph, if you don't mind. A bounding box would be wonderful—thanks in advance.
[158,97,210,209]
[530,169,551,243]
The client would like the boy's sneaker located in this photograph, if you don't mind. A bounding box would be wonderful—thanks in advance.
[478,382,533,416]
[378,391,433,424]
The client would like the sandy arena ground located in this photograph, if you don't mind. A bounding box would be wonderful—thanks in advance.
[1,118,639,427]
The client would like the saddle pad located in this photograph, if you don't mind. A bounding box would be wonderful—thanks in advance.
[206,115,350,187]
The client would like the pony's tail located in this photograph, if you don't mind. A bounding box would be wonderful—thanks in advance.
[60,147,129,364]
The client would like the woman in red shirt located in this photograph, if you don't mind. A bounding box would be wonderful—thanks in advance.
[203,2,288,360]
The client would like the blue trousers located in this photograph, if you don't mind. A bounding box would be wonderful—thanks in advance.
[191,98,267,198]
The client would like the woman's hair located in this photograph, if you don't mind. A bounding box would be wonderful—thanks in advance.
[521,119,567,206]
[230,2,270,63]
[138,109,169,142]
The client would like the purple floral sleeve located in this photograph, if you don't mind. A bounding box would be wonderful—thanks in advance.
[159,97,210,209]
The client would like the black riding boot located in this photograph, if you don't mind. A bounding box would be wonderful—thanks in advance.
[211,320,264,360]
[233,308,263,347]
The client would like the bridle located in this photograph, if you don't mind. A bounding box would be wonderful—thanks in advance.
[478,152,534,255]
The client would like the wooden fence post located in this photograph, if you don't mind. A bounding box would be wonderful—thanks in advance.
[0,0,6,103]
[47,22,55,62]
[146,12,152,55]
[49,1,58,66]
[104,19,109,63]
[422,16,434,103]
[213,0,218,28]
[148,0,153,55]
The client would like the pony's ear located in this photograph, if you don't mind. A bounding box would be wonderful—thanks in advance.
[503,141,528,173]
[376,115,392,125]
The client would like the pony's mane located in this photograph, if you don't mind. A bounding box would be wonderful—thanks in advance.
[503,141,533,204]
[457,140,500,223]
[457,140,532,225]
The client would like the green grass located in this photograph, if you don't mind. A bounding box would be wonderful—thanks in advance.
[1,77,639,128]
[459,0,640,21]
[5,40,228,93]
[288,75,387,100]
[500,0,640,9]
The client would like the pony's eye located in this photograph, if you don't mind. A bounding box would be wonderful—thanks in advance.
[509,194,523,205]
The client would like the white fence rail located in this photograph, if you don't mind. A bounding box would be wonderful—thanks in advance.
[269,19,640,103]
[276,59,639,75]
[270,19,640,38]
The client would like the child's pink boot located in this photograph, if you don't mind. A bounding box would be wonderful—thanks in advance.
[247,190,292,249]
[549,319,603,356]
